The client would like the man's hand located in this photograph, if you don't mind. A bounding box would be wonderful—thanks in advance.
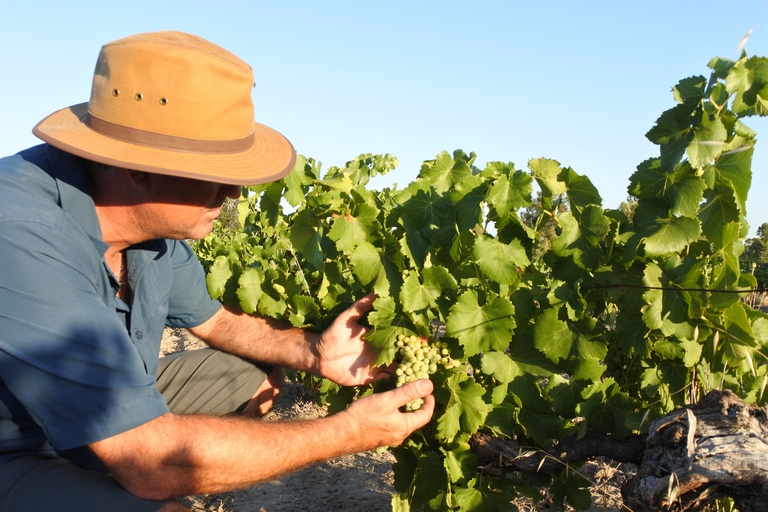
[312,292,393,386]
[342,379,435,449]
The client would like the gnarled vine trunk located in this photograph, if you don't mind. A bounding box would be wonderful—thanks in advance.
[622,389,768,512]
[471,390,768,511]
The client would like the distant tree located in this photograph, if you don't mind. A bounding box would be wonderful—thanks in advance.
[741,222,768,289]
[520,191,568,259]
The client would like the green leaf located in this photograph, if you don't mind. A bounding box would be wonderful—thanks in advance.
[288,209,325,270]
[480,350,522,383]
[420,151,472,194]
[453,477,517,512]
[710,145,753,214]
[551,207,610,269]
[673,75,707,103]
[577,379,634,439]
[667,176,706,218]
[441,443,477,484]
[397,184,452,237]
[533,308,573,364]
[328,202,379,253]
[699,188,741,249]
[551,471,592,511]
[545,374,586,419]
[633,200,702,256]
[408,451,448,512]
[450,174,486,232]
[446,291,516,358]
[401,273,434,312]
[722,302,759,363]
[529,158,566,199]
[206,255,233,300]
[437,373,490,442]
[282,154,311,207]
[560,166,602,216]
[485,168,533,218]
[288,295,321,328]
[473,235,530,285]
[687,116,727,168]
[235,267,263,314]
[350,241,383,287]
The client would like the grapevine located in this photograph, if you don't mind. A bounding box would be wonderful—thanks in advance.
[194,49,768,511]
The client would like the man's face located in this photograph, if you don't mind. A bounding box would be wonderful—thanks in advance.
[139,174,242,240]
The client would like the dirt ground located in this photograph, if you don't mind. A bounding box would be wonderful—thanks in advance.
[160,328,630,512]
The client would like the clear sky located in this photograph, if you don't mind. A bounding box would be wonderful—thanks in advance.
[4,1,768,235]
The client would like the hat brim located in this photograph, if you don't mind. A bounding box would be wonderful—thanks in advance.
[33,103,297,186]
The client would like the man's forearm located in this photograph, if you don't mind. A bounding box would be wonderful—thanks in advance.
[189,304,319,372]
[92,410,365,500]
[92,379,435,501]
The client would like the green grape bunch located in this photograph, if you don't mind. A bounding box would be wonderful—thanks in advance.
[393,334,460,411]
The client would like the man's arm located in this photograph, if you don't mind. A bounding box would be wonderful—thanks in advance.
[90,379,434,500]
[189,293,390,385]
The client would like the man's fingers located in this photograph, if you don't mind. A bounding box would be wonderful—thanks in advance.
[345,292,377,322]
[395,379,434,407]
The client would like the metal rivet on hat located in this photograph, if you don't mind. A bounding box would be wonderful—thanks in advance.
[112,89,120,97]
[134,93,143,101]
[159,97,168,106]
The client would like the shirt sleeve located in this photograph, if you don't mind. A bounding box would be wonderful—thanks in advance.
[0,217,169,451]
[165,240,222,328]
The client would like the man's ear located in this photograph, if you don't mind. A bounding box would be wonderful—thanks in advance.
[125,170,152,191]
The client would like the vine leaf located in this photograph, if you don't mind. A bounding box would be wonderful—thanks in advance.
[206,255,233,300]
[687,116,727,168]
[473,235,530,285]
[529,158,566,199]
[699,188,741,249]
[533,308,573,364]
[235,267,263,314]
[420,150,472,194]
[633,200,702,256]
[709,145,753,214]
[328,202,379,253]
[288,209,325,270]
[480,351,522,383]
[551,207,610,269]
[577,378,635,439]
[401,266,457,312]
[436,373,489,442]
[485,166,533,218]
[446,291,516,358]
[453,477,517,512]
[350,241,383,287]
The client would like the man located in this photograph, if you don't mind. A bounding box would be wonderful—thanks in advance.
[0,31,434,511]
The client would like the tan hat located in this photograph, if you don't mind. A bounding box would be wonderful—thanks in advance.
[33,31,296,185]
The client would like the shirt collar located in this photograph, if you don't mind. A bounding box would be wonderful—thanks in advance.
[45,145,108,252]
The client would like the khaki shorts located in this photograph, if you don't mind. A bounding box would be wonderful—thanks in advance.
[0,348,271,512]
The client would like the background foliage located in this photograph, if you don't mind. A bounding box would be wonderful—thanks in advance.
[193,51,768,511]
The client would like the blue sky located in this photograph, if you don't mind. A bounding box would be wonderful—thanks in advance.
[4,1,768,236]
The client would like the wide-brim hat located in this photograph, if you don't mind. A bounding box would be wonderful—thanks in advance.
[33,31,296,185]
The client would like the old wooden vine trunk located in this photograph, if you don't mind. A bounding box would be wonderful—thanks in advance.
[471,390,768,511]
[622,389,768,511]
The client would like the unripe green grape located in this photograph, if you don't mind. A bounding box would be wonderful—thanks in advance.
[392,334,458,412]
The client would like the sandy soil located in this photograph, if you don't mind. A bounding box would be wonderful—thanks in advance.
[160,328,630,512]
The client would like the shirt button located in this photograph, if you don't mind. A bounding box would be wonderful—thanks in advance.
[135,330,144,339]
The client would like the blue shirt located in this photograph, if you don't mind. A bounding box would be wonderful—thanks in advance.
[0,144,222,464]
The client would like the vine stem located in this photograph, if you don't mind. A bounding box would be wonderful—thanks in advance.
[275,232,313,296]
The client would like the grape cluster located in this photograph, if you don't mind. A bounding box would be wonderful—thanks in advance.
[394,334,460,411]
